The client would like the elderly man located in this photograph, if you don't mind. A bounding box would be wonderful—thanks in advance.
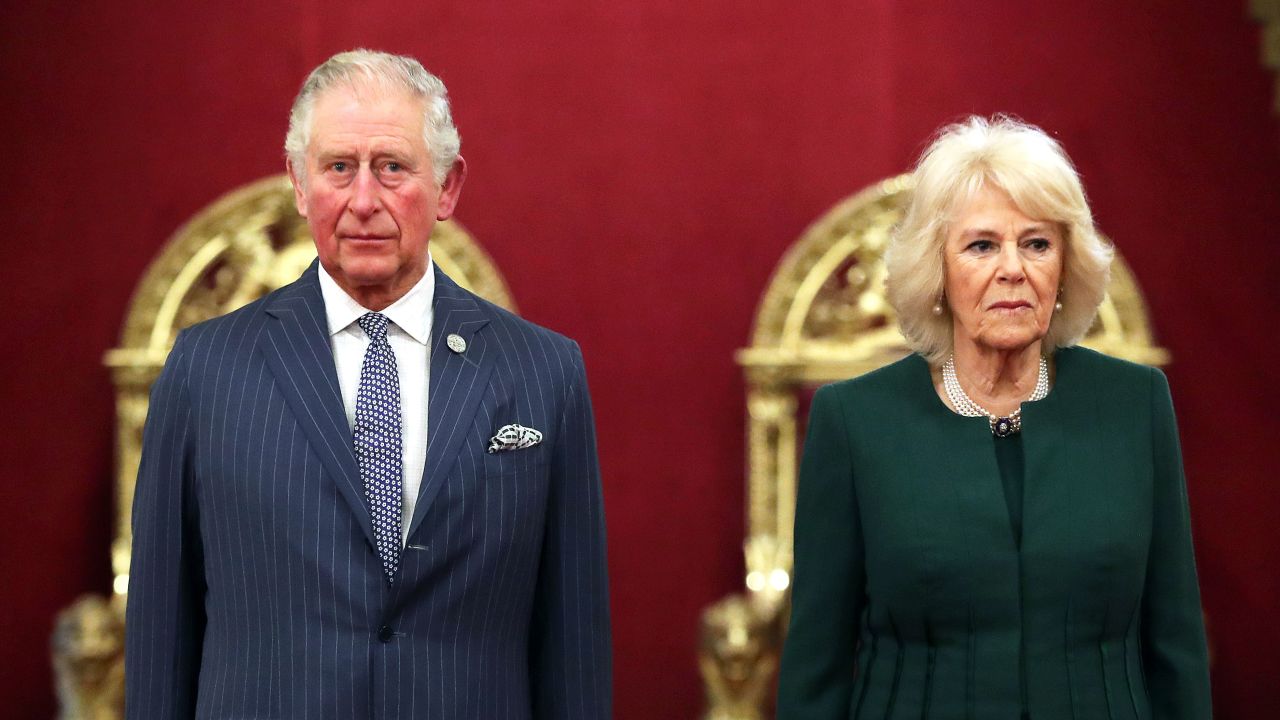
[125,50,611,720]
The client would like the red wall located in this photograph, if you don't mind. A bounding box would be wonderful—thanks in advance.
[2,1,1277,717]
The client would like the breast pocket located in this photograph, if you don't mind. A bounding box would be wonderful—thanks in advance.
[464,460,552,567]
[481,442,552,477]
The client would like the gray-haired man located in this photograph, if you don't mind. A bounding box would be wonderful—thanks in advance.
[126,49,611,720]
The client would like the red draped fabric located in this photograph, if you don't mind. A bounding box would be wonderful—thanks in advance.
[1,1,1277,716]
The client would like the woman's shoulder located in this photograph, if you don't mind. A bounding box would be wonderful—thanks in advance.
[1052,345,1173,423]
[1056,344,1162,388]
[822,353,930,405]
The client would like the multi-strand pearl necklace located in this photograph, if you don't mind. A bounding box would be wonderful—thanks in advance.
[942,354,1050,438]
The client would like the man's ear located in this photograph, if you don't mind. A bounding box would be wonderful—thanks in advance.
[286,157,308,218]
[435,155,467,221]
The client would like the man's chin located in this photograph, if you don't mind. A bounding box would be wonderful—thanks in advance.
[335,258,398,283]
[333,260,427,297]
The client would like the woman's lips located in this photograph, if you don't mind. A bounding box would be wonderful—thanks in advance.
[988,300,1032,310]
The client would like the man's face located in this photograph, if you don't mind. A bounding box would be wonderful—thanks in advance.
[289,83,465,307]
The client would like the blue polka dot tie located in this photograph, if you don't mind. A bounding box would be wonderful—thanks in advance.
[355,312,402,582]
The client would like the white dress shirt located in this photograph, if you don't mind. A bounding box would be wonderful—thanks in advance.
[318,258,433,547]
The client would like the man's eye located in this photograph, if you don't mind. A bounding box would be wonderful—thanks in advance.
[383,162,402,173]
[331,161,349,173]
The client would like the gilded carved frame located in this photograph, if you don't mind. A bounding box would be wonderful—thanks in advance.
[699,174,1167,720]
[1253,0,1280,115]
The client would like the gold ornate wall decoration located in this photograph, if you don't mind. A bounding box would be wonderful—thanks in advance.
[1253,0,1280,115]
[699,594,778,720]
[53,174,517,719]
[698,174,1168,720]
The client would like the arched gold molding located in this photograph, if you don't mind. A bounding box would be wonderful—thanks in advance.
[1253,0,1280,115]
[699,174,1168,720]
[55,175,516,720]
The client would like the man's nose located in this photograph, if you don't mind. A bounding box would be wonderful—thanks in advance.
[348,166,382,218]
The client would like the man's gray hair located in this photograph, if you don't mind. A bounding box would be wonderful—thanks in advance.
[284,49,461,184]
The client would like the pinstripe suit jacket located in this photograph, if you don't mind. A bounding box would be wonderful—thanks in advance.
[125,261,611,720]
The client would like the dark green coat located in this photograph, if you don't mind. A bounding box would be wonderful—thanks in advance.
[777,347,1211,719]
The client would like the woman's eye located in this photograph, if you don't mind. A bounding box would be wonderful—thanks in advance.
[966,239,996,253]
[1025,238,1051,252]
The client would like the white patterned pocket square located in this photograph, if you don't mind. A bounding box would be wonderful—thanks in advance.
[488,423,543,454]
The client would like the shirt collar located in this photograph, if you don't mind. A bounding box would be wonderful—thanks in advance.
[317,254,435,345]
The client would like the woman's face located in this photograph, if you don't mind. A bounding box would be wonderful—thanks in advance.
[943,184,1063,355]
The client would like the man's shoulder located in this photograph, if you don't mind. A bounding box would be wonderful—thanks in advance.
[478,296,578,354]
[440,270,581,367]
[178,285,285,342]
[174,274,312,354]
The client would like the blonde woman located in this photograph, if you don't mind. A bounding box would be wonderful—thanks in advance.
[777,116,1211,719]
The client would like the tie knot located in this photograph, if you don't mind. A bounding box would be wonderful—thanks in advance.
[358,312,391,342]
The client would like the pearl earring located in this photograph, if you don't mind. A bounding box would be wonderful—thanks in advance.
[932,299,944,316]
[1054,300,1063,313]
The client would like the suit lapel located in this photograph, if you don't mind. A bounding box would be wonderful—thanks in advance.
[258,262,377,551]
[405,266,497,542]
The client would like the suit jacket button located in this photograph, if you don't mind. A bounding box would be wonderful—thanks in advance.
[378,625,394,643]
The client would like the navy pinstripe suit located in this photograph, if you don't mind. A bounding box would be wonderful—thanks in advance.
[125,261,611,719]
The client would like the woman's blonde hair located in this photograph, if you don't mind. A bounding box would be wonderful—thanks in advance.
[885,115,1114,364]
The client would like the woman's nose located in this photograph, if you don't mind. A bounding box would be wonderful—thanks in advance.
[996,244,1026,282]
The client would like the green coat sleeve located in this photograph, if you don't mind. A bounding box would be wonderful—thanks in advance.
[777,384,864,719]
[1143,368,1212,718]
